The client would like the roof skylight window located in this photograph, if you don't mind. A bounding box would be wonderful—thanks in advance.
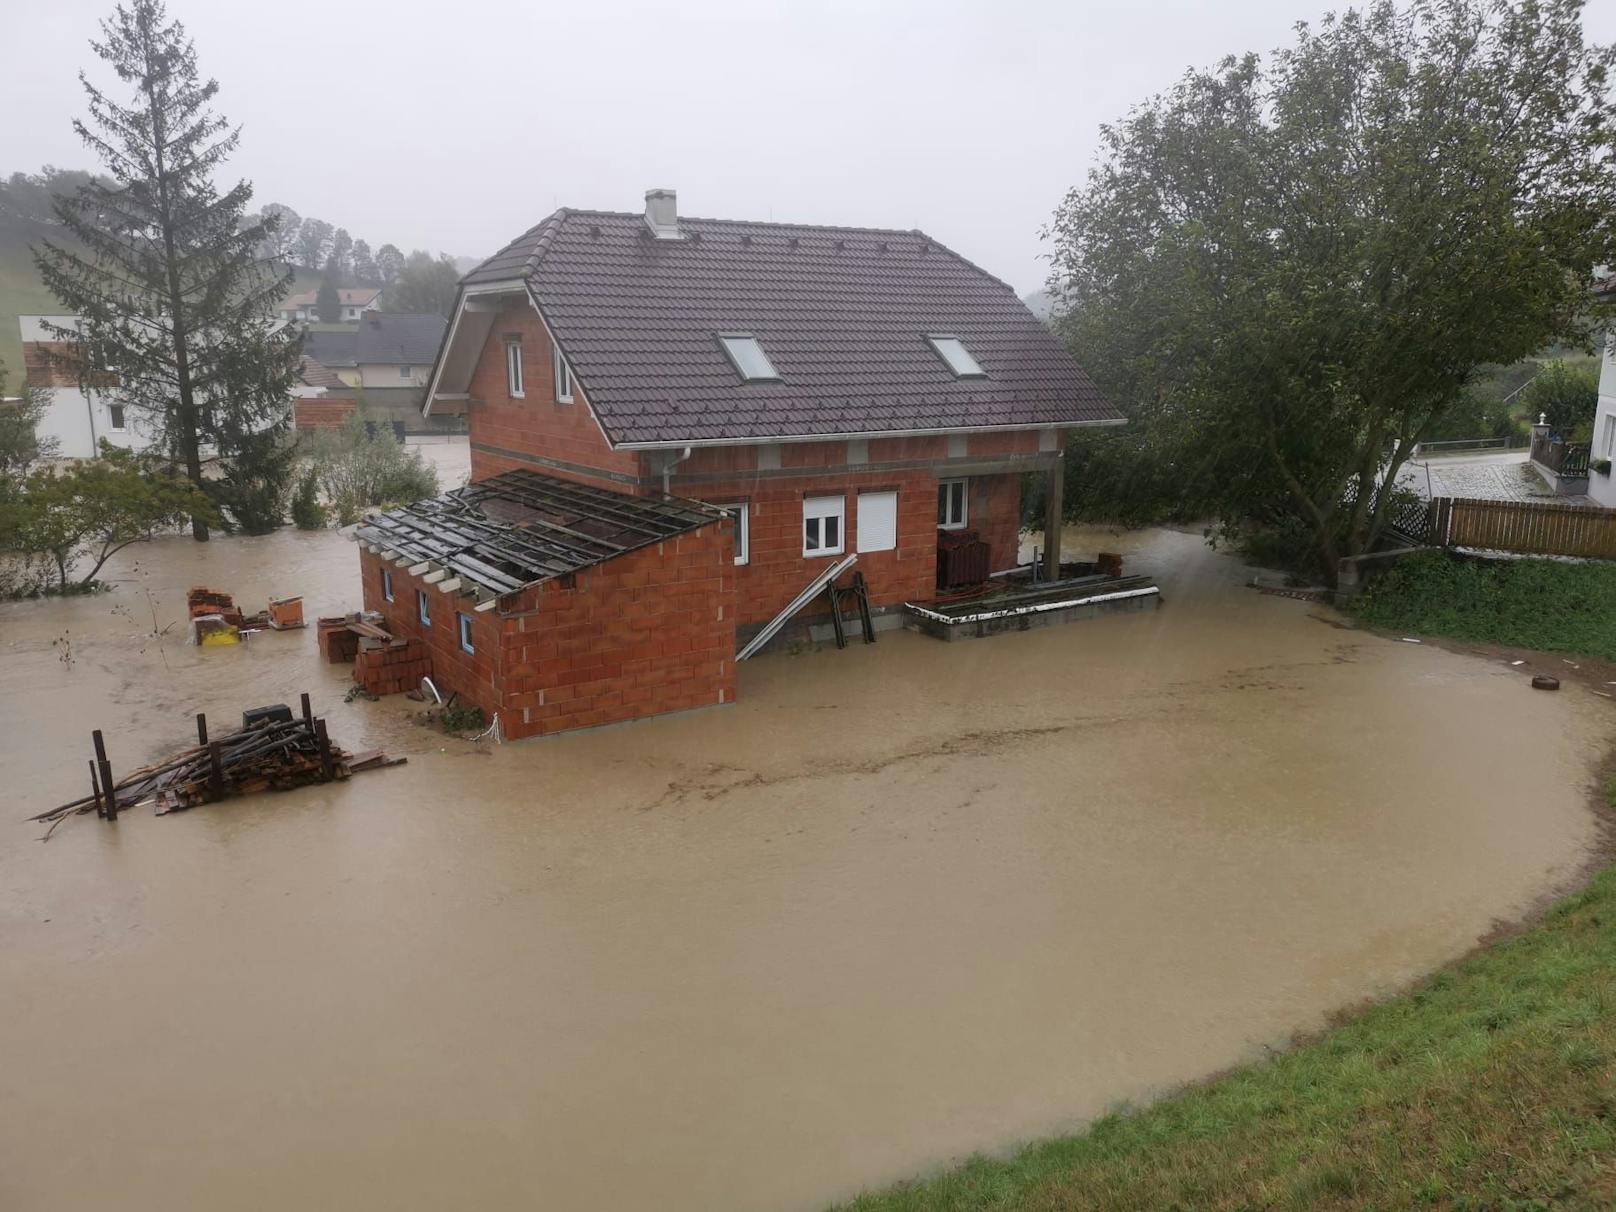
[718,334,781,382]
[926,334,986,378]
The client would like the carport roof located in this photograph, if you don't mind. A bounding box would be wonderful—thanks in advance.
[354,469,728,601]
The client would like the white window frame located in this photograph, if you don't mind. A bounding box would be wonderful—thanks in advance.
[553,344,574,403]
[382,568,394,601]
[712,501,750,565]
[926,334,987,379]
[802,494,846,557]
[718,333,782,382]
[505,339,524,398]
[857,490,898,553]
[938,478,969,530]
[399,365,412,379]
[107,403,127,432]
[458,612,475,654]
[417,589,431,626]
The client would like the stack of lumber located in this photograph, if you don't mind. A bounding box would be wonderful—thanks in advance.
[28,710,404,840]
[355,637,431,696]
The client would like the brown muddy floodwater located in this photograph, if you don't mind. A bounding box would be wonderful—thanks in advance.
[0,523,1610,1211]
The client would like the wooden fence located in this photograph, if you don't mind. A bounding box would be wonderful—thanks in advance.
[1430,496,1616,560]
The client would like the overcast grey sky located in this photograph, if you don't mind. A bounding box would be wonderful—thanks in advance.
[4,0,1614,296]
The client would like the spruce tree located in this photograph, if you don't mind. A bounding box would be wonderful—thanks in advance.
[33,0,300,540]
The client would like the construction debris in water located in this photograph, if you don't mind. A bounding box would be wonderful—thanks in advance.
[186,586,307,645]
[27,695,403,840]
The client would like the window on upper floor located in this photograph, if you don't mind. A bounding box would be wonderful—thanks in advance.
[718,334,781,383]
[554,344,574,403]
[803,495,845,557]
[418,589,431,627]
[710,501,750,565]
[107,404,126,432]
[938,478,968,529]
[399,365,412,379]
[382,568,394,601]
[505,338,524,398]
[857,490,898,553]
[926,334,986,378]
[458,612,475,654]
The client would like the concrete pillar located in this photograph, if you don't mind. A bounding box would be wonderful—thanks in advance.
[1041,459,1064,582]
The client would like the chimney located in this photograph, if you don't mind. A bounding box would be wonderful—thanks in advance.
[644,188,680,240]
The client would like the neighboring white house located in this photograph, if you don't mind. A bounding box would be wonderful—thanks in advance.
[279,287,381,324]
[19,314,296,461]
[1591,328,1616,508]
[18,315,162,459]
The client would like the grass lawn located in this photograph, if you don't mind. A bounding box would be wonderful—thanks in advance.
[841,827,1616,1210]
[1346,552,1616,662]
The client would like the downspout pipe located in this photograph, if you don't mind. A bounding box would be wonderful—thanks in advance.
[660,445,693,496]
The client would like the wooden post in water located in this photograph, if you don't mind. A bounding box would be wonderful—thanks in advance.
[314,719,334,782]
[300,693,313,730]
[92,730,116,821]
[196,712,209,746]
[89,760,104,819]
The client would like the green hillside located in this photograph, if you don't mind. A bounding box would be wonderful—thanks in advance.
[0,235,63,381]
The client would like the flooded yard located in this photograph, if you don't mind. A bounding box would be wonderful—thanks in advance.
[0,523,1610,1211]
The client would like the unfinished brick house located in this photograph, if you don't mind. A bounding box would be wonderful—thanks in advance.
[355,189,1123,737]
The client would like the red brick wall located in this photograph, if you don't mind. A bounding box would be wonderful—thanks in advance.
[465,303,641,487]
[497,522,736,738]
[675,463,941,626]
[969,474,1024,574]
[359,553,504,721]
[295,398,358,430]
[359,519,736,740]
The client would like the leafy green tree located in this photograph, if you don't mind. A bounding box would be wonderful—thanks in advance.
[350,239,378,287]
[316,268,341,323]
[1520,359,1599,437]
[1048,0,1616,582]
[32,0,301,541]
[381,250,459,317]
[294,216,333,270]
[375,243,405,286]
[1,443,216,593]
[302,410,438,525]
[289,467,326,529]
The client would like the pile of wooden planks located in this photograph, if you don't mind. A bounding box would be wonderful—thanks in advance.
[27,695,404,840]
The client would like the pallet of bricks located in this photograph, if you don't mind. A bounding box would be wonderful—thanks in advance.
[316,611,388,663]
[354,636,431,696]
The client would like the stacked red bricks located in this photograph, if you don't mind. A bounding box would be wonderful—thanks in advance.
[187,586,242,626]
[317,616,360,664]
[353,637,432,697]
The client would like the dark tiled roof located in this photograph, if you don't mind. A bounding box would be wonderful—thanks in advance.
[460,209,1120,445]
[302,328,357,368]
[355,313,447,365]
[354,468,726,598]
[303,314,447,368]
